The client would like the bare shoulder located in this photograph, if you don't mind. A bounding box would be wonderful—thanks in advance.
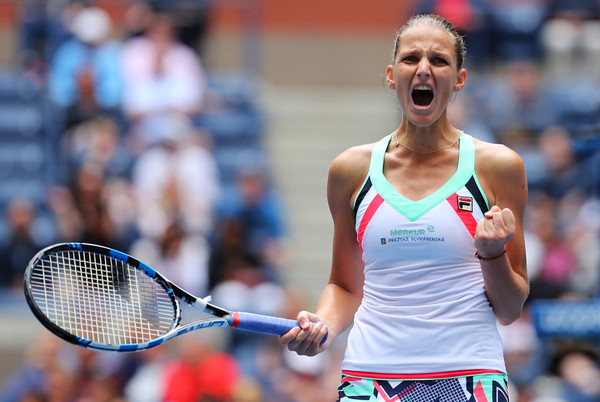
[329,143,374,185]
[328,142,375,209]
[473,139,525,179]
[473,138,527,207]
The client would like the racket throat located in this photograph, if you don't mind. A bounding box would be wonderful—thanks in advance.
[170,284,230,317]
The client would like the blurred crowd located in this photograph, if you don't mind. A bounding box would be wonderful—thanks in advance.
[0,0,600,401]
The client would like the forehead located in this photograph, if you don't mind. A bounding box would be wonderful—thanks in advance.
[397,24,455,54]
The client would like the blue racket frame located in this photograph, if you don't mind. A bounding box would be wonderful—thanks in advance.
[24,242,322,352]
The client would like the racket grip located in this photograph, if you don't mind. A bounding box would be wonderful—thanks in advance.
[233,312,328,344]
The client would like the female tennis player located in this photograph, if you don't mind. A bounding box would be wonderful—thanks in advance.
[280,14,529,401]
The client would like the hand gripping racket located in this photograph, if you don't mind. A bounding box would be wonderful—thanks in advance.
[24,243,327,352]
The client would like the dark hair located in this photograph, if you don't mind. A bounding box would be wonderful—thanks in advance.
[392,14,467,70]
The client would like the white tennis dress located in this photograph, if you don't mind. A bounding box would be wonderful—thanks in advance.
[343,132,506,376]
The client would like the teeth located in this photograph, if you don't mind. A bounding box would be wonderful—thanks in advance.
[413,85,432,91]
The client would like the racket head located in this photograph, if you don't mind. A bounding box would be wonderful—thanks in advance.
[24,242,181,352]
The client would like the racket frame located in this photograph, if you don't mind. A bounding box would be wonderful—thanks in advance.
[24,243,234,352]
[25,242,324,352]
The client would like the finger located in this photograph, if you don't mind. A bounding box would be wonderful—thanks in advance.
[305,326,329,356]
[475,217,490,239]
[296,311,316,330]
[315,323,329,347]
[492,209,517,239]
[482,214,501,238]
[297,317,311,331]
[475,216,502,246]
[502,208,516,231]
[296,322,325,355]
[491,210,508,232]
[279,325,302,346]
[289,323,316,350]
[298,310,319,322]
[484,205,502,218]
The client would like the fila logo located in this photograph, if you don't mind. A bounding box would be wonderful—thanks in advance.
[457,196,473,212]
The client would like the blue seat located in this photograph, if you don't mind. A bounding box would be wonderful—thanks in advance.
[0,100,44,137]
[206,72,258,109]
[545,79,600,131]
[0,176,46,205]
[196,108,263,148]
[213,145,266,185]
[0,69,41,101]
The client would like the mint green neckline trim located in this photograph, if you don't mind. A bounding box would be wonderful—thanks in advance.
[369,131,474,221]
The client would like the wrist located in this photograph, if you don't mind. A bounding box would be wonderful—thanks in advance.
[474,246,507,261]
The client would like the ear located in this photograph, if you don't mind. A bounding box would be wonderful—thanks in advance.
[385,65,395,89]
[453,68,467,92]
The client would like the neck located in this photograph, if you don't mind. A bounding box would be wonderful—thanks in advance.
[394,118,459,153]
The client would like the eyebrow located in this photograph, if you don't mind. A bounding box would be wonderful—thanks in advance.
[398,48,453,59]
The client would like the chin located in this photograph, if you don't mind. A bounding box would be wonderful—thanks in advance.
[405,110,439,127]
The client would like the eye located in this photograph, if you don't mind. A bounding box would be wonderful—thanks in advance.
[402,55,418,63]
[432,57,449,65]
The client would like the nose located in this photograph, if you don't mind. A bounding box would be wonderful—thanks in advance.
[416,57,431,79]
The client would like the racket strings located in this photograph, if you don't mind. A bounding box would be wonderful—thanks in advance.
[28,250,176,345]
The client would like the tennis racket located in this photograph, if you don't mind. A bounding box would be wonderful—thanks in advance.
[24,242,327,352]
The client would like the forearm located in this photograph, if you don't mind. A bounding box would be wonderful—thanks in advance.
[480,255,529,325]
[315,281,362,340]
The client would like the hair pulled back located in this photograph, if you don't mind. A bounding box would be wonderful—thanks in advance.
[393,14,467,70]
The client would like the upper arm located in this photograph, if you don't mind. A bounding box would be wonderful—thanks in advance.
[326,148,371,294]
[476,143,528,278]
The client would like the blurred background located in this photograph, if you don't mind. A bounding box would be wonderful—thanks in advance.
[0,0,599,401]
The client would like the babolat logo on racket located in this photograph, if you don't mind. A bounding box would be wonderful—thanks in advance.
[457,196,473,212]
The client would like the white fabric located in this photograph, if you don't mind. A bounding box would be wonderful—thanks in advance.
[121,37,206,117]
[343,136,506,375]
[131,144,220,238]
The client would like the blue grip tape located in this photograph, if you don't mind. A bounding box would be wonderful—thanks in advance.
[236,312,328,343]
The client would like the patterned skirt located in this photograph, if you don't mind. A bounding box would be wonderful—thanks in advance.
[337,371,509,401]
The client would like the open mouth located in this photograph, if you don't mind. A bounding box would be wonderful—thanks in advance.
[411,86,434,107]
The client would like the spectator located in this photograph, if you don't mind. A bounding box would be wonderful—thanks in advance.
[469,59,552,148]
[548,345,600,402]
[1,332,70,401]
[46,160,136,251]
[447,94,498,143]
[562,194,600,297]
[526,192,578,300]
[272,349,339,402]
[498,311,545,400]
[46,184,85,243]
[47,6,122,129]
[218,168,287,275]
[212,253,288,375]
[531,125,579,198]
[130,219,211,296]
[540,6,600,76]
[120,12,207,122]
[209,217,249,288]
[526,125,600,199]
[489,0,546,62]
[123,346,170,402]
[130,114,220,239]
[151,0,213,56]
[0,197,44,290]
[121,1,156,39]
[61,115,132,178]
[162,334,241,402]
[69,162,122,249]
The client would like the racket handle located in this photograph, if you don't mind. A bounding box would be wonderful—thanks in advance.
[232,312,328,344]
